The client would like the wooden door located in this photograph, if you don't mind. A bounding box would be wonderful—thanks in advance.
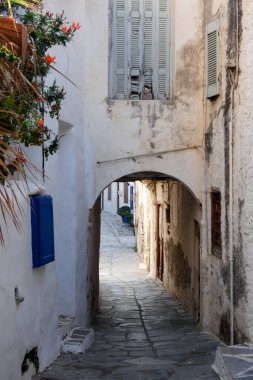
[194,221,200,322]
[156,205,164,282]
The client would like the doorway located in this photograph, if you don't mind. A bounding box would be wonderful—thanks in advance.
[193,220,200,322]
[156,205,164,282]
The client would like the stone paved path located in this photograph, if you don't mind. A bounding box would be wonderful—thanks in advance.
[34,211,219,380]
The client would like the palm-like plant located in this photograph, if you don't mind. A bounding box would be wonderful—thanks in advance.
[0,14,37,244]
[0,0,43,244]
[0,1,79,243]
[1,0,42,15]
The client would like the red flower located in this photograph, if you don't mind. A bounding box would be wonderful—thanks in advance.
[37,119,44,128]
[36,97,44,102]
[45,54,56,64]
[61,26,68,33]
[71,22,81,30]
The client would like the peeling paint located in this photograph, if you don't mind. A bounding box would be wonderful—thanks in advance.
[167,239,191,290]
[233,199,247,308]
[205,119,214,165]
[219,310,230,344]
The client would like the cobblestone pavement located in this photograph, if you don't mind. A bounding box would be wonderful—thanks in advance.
[34,211,219,380]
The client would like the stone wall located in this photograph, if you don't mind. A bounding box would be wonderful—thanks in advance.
[135,180,201,320]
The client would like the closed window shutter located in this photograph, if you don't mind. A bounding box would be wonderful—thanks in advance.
[129,0,142,99]
[110,0,171,100]
[113,0,128,99]
[154,0,170,99]
[143,0,155,99]
[206,19,220,98]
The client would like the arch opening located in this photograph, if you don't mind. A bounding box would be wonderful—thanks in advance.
[87,171,203,325]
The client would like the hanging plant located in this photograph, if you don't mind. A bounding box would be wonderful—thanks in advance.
[0,3,81,243]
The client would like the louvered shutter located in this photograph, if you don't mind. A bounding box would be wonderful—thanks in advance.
[112,0,128,99]
[154,0,170,99]
[129,0,142,99]
[143,0,155,99]
[206,19,220,98]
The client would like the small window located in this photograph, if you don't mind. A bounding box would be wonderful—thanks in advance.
[211,190,221,256]
[206,19,220,98]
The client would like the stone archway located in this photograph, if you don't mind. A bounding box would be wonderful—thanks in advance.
[91,148,203,208]
[87,168,203,324]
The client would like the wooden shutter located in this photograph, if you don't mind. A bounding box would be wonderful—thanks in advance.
[112,0,128,99]
[211,191,221,255]
[154,0,170,99]
[143,0,155,99]
[206,19,220,98]
[129,0,142,99]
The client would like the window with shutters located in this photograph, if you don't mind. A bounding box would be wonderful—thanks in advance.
[109,0,171,100]
[211,190,222,256]
[206,19,220,98]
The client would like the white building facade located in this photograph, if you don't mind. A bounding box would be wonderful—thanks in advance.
[1,0,253,379]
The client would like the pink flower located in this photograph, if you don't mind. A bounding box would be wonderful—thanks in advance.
[71,22,81,31]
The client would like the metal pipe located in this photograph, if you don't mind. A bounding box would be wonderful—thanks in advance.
[97,145,202,165]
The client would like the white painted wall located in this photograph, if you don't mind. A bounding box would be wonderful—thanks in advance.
[0,184,58,380]
[84,0,205,205]
[5,0,253,378]
[0,1,88,378]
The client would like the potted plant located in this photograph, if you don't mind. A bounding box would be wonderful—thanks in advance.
[117,206,132,224]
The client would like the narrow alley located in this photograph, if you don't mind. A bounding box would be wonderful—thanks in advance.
[34,212,219,380]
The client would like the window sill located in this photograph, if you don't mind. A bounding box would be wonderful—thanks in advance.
[106,97,174,106]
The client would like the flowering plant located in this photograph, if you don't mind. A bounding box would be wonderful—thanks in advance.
[0,4,80,242]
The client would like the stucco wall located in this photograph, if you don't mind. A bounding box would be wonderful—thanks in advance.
[135,180,201,319]
[44,0,88,328]
[0,186,58,380]
[84,0,205,205]
[202,0,253,344]
[232,0,253,342]
[0,1,89,379]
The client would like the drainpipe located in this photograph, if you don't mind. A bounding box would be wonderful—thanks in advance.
[229,87,234,346]
[228,0,240,346]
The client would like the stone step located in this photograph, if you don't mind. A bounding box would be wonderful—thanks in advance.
[213,344,253,380]
[57,315,76,341]
[62,328,94,354]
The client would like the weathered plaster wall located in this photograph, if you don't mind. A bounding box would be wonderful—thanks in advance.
[135,180,201,319]
[232,0,253,342]
[202,0,252,344]
[202,0,236,344]
[84,0,205,206]
[86,198,101,323]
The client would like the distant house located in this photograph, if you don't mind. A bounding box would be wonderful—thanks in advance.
[102,182,134,215]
